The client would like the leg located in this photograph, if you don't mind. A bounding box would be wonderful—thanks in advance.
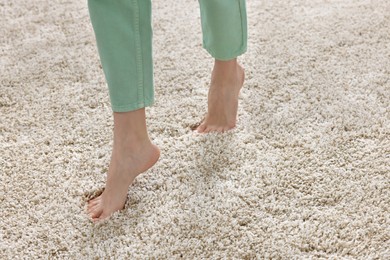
[87,0,159,221]
[87,109,159,221]
[197,0,247,133]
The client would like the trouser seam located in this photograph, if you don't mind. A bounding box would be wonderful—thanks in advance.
[133,0,144,105]
[238,0,245,53]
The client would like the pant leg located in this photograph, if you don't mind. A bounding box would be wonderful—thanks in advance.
[88,0,153,112]
[199,0,247,61]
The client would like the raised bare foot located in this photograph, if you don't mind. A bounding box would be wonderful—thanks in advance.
[197,59,245,133]
[87,141,160,222]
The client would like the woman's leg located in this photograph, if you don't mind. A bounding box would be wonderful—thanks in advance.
[87,0,159,221]
[197,0,247,133]
[87,109,159,222]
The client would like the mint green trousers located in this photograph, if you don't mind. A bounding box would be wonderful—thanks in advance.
[88,0,247,112]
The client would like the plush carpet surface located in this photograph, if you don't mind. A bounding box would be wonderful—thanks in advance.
[1,0,389,258]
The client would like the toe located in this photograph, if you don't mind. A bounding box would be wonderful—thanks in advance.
[223,126,231,132]
[197,123,206,133]
[90,209,103,220]
[98,211,113,221]
[88,203,103,219]
[88,203,100,214]
[88,200,98,210]
[87,197,101,210]
[208,125,221,133]
[216,127,225,133]
[203,126,212,133]
[90,195,101,204]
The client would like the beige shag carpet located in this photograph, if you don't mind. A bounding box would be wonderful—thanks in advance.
[1,0,389,258]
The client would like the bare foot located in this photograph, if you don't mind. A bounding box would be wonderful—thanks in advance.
[87,142,160,222]
[197,59,245,133]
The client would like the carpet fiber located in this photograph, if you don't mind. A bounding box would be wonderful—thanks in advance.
[1,0,389,258]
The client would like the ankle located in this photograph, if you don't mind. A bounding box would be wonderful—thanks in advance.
[212,59,241,81]
[214,58,238,70]
[113,136,151,155]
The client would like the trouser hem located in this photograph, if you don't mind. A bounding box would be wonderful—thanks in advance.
[111,97,154,112]
[205,46,247,61]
